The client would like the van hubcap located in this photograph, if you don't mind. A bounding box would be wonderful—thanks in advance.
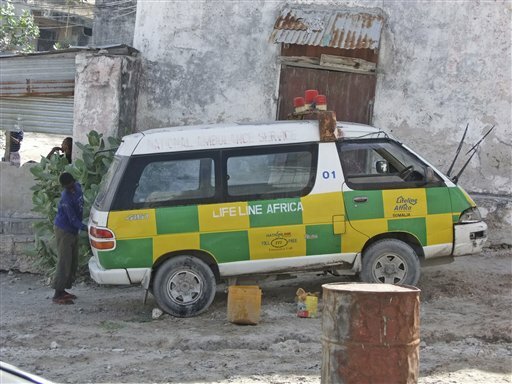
[373,253,407,284]
[167,270,202,305]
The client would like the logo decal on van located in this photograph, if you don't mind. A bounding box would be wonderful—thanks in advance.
[271,237,288,248]
[212,202,303,218]
[261,231,298,251]
[126,213,149,221]
[393,196,418,217]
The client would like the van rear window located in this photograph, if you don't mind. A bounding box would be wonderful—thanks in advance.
[94,156,127,210]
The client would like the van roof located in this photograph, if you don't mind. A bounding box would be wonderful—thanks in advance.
[118,120,388,156]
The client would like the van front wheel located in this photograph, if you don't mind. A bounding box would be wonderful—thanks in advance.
[360,239,420,286]
[153,256,216,317]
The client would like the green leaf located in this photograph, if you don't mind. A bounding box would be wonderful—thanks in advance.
[88,131,100,147]
[75,142,87,151]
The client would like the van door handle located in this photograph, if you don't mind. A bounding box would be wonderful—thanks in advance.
[353,196,368,203]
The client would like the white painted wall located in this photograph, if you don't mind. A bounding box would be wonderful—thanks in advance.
[132,1,510,197]
[133,0,281,128]
[373,1,511,196]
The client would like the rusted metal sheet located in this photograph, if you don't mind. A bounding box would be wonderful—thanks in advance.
[321,283,420,384]
[0,54,75,97]
[277,66,376,123]
[270,6,385,50]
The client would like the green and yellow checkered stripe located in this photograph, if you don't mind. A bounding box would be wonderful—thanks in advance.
[97,187,474,269]
[99,192,344,268]
[342,187,473,253]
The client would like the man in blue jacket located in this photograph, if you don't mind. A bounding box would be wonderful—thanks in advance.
[52,172,87,305]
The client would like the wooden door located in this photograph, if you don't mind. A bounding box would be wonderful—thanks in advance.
[277,66,376,124]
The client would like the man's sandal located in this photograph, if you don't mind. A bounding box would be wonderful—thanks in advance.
[62,291,77,300]
[52,297,74,305]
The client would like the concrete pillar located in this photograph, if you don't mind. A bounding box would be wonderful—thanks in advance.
[73,51,140,151]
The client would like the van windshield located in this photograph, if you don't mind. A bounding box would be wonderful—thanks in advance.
[338,139,442,190]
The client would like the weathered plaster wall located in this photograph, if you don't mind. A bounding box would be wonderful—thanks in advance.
[133,1,280,129]
[372,1,511,197]
[93,0,137,46]
[474,194,512,246]
[130,0,510,244]
[0,162,43,273]
[74,53,122,145]
[73,52,140,146]
[0,162,39,219]
[119,56,142,138]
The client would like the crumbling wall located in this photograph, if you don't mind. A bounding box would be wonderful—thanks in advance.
[93,0,137,46]
[0,162,43,273]
[133,1,280,129]
[73,51,140,145]
[474,194,512,246]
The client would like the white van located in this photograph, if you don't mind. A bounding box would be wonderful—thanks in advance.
[88,118,487,317]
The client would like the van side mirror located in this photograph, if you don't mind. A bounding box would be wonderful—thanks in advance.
[376,160,388,174]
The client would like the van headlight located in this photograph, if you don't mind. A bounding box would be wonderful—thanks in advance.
[458,207,482,223]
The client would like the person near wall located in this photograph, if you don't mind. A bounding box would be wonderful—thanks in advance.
[8,129,24,167]
[52,172,87,305]
[47,137,73,164]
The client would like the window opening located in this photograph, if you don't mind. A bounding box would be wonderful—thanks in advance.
[226,147,315,199]
[339,140,440,189]
[133,158,215,204]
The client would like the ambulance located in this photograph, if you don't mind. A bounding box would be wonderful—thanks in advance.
[88,116,487,317]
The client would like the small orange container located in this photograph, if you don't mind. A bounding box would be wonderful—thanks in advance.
[227,285,262,325]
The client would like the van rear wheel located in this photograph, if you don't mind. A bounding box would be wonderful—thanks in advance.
[360,239,420,286]
[153,256,216,317]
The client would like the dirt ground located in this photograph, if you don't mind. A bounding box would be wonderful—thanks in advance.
[0,248,511,384]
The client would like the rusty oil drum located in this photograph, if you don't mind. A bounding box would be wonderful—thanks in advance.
[321,283,420,384]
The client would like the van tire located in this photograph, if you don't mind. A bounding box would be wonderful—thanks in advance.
[360,239,420,286]
[153,256,216,317]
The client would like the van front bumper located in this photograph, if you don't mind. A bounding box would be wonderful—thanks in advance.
[453,221,488,256]
[88,257,150,285]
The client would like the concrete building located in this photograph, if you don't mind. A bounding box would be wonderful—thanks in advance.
[90,0,511,244]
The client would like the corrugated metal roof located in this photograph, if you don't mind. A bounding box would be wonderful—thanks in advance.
[0,53,76,97]
[0,45,139,97]
[270,6,385,50]
[0,97,74,135]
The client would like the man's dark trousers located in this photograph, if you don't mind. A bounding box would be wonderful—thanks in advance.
[53,226,79,291]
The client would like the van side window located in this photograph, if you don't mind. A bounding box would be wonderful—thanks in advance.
[225,145,316,199]
[133,158,215,204]
[338,140,441,190]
